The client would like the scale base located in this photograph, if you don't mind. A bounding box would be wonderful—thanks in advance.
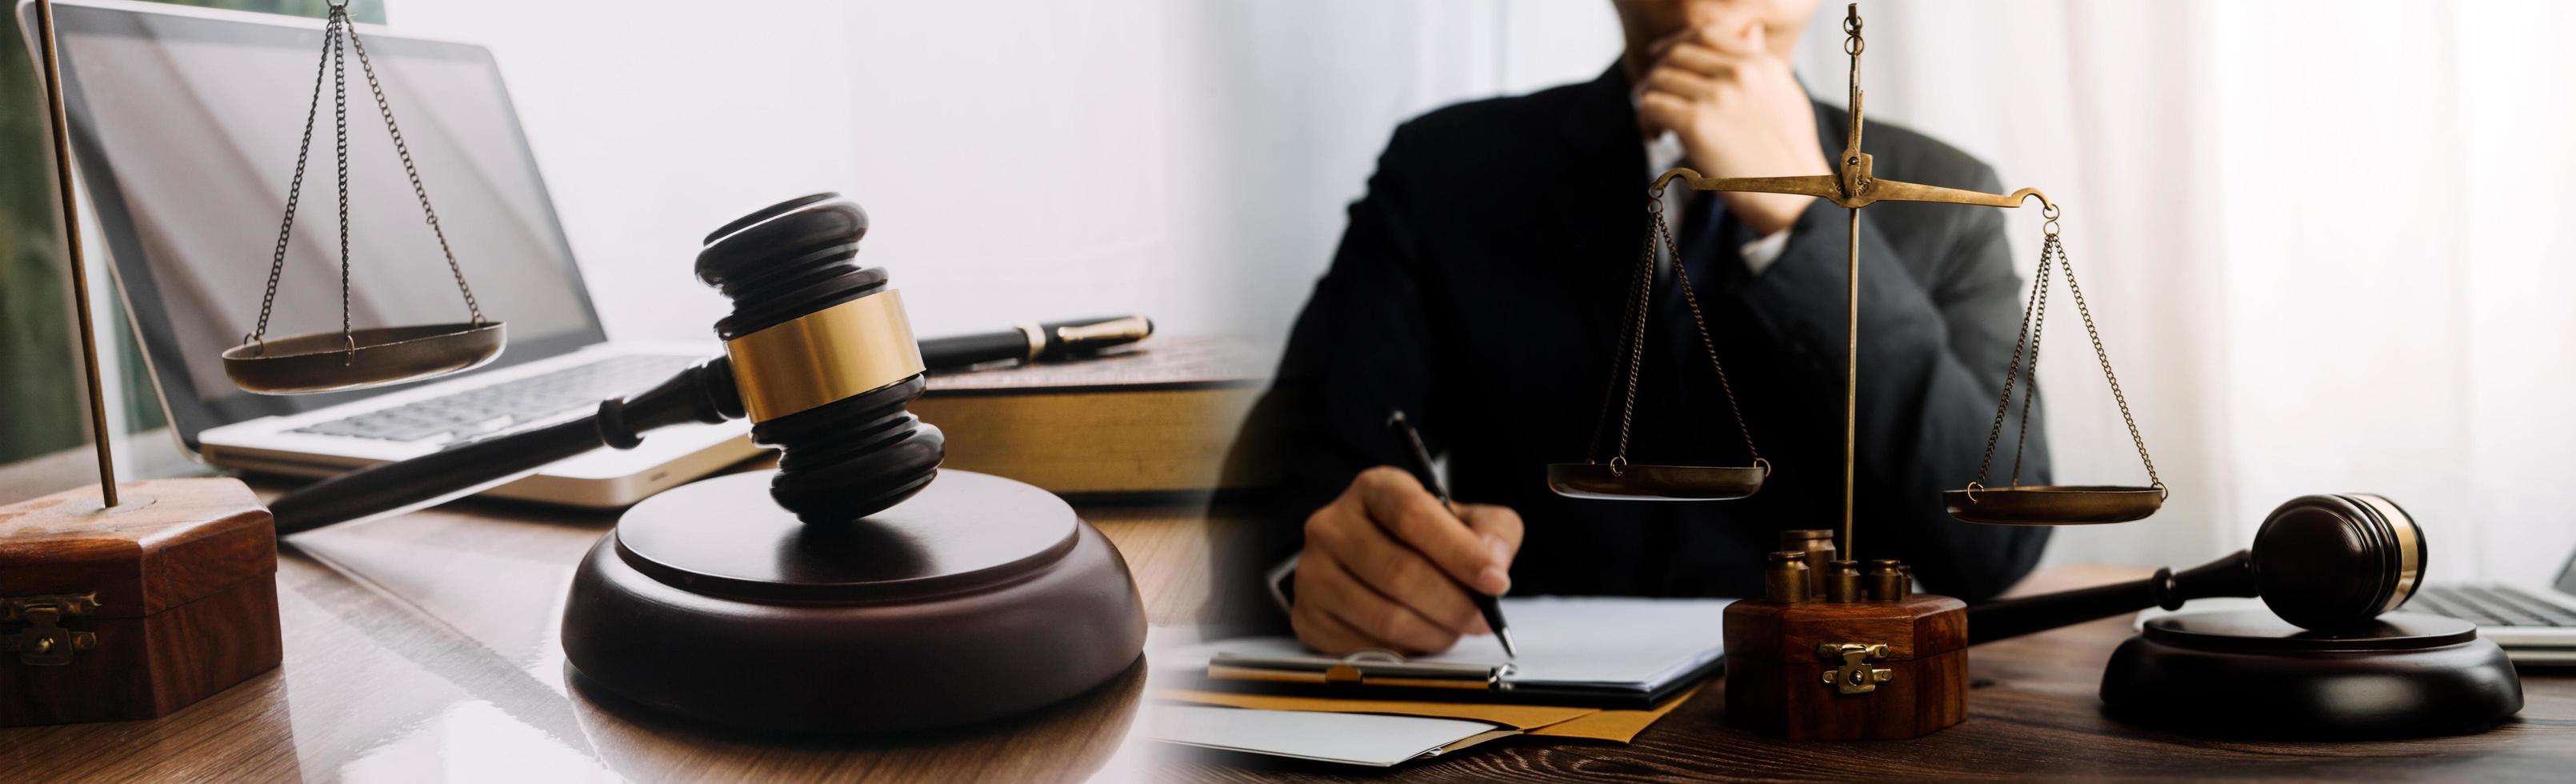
[2101,610,2522,738]
[560,470,1146,733]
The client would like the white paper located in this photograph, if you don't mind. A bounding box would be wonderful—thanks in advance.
[1145,704,1501,767]
[1170,596,1734,693]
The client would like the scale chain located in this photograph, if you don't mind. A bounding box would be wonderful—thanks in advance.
[248,2,483,358]
[1594,194,1766,474]
[250,11,337,346]
[334,8,350,358]
[2006,235,2054,485]
[1588,211,1657,464]
[2056,228,2161,491]
[342,6,482,327]
[1606,201,1659,473]
[1659,205,1762,468]
[1970,210,2162,494]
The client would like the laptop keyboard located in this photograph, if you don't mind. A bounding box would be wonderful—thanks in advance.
[2410,586,2576,627]
[291,354,701,445]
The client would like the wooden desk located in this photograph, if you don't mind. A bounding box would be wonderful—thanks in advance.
[7,484,2570,782]
[0,479,1210,782]
[1167,566,2576,782]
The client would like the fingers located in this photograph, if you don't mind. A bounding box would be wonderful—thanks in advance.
[1311,502,1491,634]
[1288,588,1379,655]
[1654,42,1741,83]
[1637,90,1694,137]
[1353,467,1509,594]
[1455,503,1524,572]
[1290,550,1463,654]
[1691,14,1766,57]
[1642,66,1720,103]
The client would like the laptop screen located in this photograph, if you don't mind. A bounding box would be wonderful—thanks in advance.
[34,1,606,446]
[2558,548,2576,596]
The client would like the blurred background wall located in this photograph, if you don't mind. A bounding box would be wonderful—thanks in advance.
[8,0,2572,586]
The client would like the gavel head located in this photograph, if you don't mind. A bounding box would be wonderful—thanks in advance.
[695,193,944,522]
[2250,493,2426,630]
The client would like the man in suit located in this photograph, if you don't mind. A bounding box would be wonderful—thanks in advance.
[1214,0,2050,655]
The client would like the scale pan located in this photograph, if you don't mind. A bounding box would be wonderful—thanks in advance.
[1943,485,2162,526]
[222,322,505,395]
[1546,462,1764,501]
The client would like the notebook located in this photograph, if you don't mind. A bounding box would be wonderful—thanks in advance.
[1168,596,1734,708]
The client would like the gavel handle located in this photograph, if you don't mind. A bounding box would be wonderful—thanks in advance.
[1966,550,2257,644]
[268,358,744,535]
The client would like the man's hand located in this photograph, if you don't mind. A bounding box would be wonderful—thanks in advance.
[1635,13,1828,235]
[1290,466,1525,655]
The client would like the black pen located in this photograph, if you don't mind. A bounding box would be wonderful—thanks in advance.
[1386,410,1518,658]
[918,315,1154,371]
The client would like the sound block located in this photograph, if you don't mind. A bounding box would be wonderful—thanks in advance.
[2101,610,2522,738]
[560,470,1146,733]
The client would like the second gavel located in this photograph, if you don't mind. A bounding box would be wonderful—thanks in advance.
[1969,493,2425,642]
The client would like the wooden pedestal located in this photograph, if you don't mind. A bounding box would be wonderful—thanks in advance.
[1,478,282,726]
[1722,594,1967,740]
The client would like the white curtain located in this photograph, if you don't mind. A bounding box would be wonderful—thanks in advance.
[384,1,2576,582]
[1785,1,2576,580]
[387,0,1620,342]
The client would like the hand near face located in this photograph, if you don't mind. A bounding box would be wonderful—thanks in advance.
[1290,467,1525,655]
[1634,10,1829,235]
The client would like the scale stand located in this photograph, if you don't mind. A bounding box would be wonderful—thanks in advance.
[1,0,282,726]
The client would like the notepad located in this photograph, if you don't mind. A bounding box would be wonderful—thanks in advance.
[1145,705,1513,767]
[1170,596,1734,706]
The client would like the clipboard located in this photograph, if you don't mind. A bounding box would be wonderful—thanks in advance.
[1197,648,1722,710]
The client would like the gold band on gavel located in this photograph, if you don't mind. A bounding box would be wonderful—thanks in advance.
[725,290,924,422]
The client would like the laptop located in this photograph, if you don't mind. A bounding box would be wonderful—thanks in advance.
[28,0,762,506]
[2138,546,2576,666]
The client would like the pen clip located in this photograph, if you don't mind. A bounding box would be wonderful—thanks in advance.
[1209,650,1513,690]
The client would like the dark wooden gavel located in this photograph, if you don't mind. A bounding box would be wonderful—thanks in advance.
[1970,493,2425,642]
[268,194,944,534]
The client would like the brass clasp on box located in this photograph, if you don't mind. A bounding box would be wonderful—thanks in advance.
[2,593,101,666]
[1818,642,1893,695]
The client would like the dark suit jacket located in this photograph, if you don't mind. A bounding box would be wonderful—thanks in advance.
[1209,66,2050,631]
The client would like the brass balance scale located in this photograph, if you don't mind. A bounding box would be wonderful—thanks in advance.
[1538,5,2174,740]
[218,0,503,395]
[1542,6,2527,743]
[1545,3,2166,546]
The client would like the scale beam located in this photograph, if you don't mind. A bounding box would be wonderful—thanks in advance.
[1650,168,2055,214]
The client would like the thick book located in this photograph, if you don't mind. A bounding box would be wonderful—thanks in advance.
[911,336,1269,497]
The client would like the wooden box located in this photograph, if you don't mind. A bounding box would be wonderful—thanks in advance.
[1,478,282,726]
[1722,594,1968,740]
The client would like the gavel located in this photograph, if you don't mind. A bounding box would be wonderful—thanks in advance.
[1968,493,2425,642]
[270,194,944,534]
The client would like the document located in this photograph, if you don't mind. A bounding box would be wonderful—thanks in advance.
[1170,596,1734,697]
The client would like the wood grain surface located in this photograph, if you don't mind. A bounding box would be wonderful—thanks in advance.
[6,475,2573,782]
[1158,566,2576,783]
[0,476,1207,782]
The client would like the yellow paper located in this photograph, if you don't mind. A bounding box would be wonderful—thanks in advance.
[1524,685,1701,742]
[1157,689,1598,730]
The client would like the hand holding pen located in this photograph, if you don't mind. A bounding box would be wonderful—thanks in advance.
[1280,410,1526,658]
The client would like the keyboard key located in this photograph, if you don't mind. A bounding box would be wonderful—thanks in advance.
[292,353,699,443]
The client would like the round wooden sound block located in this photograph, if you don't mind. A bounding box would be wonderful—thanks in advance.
[2101,610,2522,738]
[560,470,1146,733]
